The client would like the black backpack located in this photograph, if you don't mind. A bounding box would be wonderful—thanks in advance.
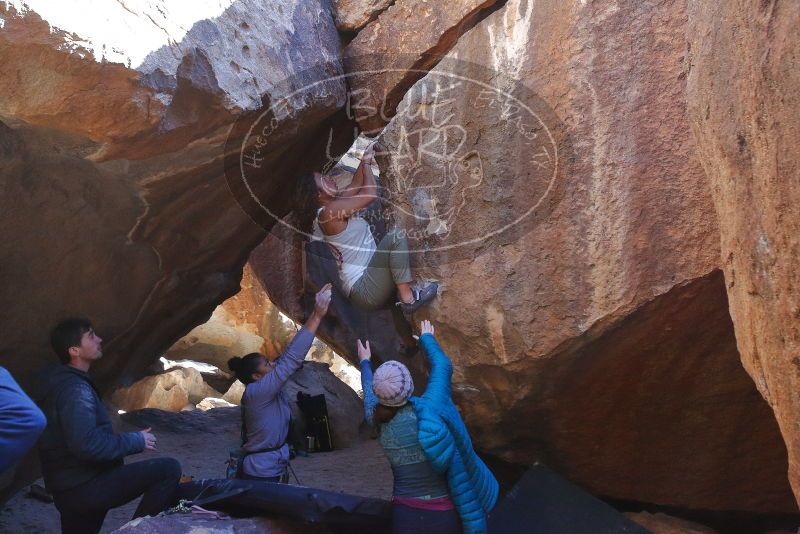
[296,392,334,452]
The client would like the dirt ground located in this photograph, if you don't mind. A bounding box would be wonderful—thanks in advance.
[0,407,392,533]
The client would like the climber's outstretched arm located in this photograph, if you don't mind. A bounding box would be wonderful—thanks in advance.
[336,165,365,199]
[416,321,453,405]
[337,142,375,199]
[357,339,377,426]
[247,284,331,403]
[319,144,377,222]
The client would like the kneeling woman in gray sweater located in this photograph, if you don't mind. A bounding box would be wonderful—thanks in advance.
[228,284,331,482]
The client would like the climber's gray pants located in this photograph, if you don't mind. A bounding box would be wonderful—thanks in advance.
[349,229,412,311]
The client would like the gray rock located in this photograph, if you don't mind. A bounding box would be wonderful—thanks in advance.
[112,514,330,533]
[283,361,363,450]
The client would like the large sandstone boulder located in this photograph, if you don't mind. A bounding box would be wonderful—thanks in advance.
[196,397,237,411]
[333,0,394,32]
[283,361,363,449]
[343,0,502,133]
[685,0,800,506]
[167,262,362,392]
[111,367,221,412]
[250,226,412,382]
[166,265,298,369]
[258,0,797,514]
[0,0,350,396]
[223,379,247,405]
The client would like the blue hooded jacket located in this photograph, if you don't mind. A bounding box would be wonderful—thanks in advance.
[0,367,46,473]
[363,333,498,533]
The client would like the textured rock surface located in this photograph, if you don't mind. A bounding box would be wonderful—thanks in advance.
[168,262,362,392]
[625,512,717,534]
[111,367,221,412]
[260,0,797,513]
[282,361,363,449]
[166,266,298,369]
[112,515,330,534]
[0,0,348,399]
[343,0,501,133]
[685,0,800,505]
[196,397,236,410]
[333,0,394,32]
[0,0,798,521]
[223,380,247,405]
[250,226,414,384]
[0,0,346,158]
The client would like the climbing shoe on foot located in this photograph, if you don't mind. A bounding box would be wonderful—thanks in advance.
[397,282,439,314]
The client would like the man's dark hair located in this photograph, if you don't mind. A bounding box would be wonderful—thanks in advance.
[50,318,92,364]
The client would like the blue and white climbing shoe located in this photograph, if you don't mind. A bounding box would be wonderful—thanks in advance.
[397,282,439,314]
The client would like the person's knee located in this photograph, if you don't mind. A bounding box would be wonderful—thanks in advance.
[156,458,182,481]
[387,227,409,245]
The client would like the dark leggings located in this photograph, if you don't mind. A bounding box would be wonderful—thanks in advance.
[392,503,463,534]
[241,472,285,483]
[54,457,182,534]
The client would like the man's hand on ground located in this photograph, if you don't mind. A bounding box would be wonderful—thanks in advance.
[140,427,157,451]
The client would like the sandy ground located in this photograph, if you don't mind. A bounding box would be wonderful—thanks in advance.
[0,407,392,533]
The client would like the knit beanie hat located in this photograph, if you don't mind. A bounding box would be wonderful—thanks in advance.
[372,360,414,407]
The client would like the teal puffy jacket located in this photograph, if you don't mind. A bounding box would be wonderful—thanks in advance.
[363,333,499,533]
[410,333,499,533]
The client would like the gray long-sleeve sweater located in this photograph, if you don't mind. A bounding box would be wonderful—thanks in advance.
[242,327,315,478]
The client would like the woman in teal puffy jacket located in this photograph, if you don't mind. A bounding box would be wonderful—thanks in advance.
[359,320,498,534]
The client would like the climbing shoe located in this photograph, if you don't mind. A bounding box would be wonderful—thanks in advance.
[397,282,439,314]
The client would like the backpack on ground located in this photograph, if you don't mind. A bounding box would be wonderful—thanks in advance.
[296,392,334,452]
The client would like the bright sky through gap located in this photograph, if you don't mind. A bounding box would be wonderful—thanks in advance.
[6,0,234,66]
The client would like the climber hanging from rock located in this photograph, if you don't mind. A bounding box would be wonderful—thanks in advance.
[295,140,438,322]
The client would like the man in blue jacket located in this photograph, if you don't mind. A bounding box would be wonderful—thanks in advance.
[0,366,46,474]
[37,318,182,534]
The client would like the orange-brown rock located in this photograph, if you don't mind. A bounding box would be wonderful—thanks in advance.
[333,0,394,32]
[686,0,800,506]
[166,265,298,369]
[259,0,797,514]
[343,0,501,134]
[372,0,797,513]
[111,367,221,412]
[0,0,349,401]
[625,512,717,534]
[168,263,362,391]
